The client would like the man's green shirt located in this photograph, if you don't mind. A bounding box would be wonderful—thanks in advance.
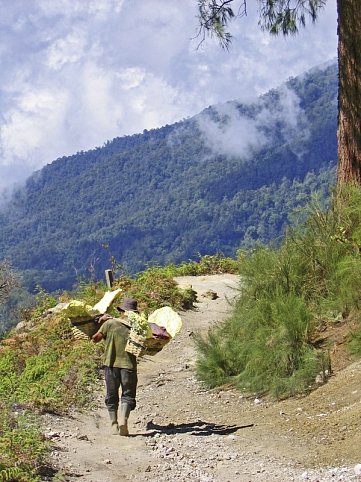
[98,317,137,370]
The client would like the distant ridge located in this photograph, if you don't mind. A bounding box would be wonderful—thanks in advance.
[0,62,337,292]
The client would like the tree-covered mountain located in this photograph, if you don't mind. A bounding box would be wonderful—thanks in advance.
[0,62,337,292]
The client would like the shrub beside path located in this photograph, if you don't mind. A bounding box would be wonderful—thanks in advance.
[45,274,361,481]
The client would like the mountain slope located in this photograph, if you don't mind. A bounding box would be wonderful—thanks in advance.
[0,63,338,292]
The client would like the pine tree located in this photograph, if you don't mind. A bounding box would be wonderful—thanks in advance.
[196,0,361,188]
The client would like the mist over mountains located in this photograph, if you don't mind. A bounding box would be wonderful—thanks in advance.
[0,62,337,292]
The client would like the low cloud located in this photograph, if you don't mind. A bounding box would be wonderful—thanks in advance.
[0,86,70,191]
[197,102,267,159]
[196,85,309,160]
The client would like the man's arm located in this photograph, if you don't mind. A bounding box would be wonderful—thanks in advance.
[92,315,112,343]
[92,331,104,343]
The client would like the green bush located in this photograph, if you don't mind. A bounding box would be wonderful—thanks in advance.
[0,306,102,480]
[112,254,238,312]
[112,267,197,311]
[144,253,239,277]
[347,321,361,358]
[0,405,48,481]
[195,186,361,398]
[0,351,20,403]
[195,292,323,398]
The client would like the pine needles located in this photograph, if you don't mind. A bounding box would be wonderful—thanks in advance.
[195,185,361,398]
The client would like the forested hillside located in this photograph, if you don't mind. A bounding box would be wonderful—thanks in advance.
[0,62,337,292]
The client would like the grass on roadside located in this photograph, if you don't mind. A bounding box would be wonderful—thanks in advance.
[194,186,361,399]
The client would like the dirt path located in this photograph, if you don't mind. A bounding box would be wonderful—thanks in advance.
[45,275,361,482]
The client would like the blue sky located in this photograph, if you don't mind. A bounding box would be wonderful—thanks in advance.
[0,0,337,195]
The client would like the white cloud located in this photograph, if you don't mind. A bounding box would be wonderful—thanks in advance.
[197,85,310,160]
[0,0,337,193]
[46,30,87,69]
[0,87,70,191]
[197,102,267,159]
[117,68,146,91]
[37,0,124,17]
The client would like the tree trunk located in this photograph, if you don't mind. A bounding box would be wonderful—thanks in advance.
[336,0,361,186]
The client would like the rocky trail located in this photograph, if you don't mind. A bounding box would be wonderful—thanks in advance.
[44,275,361,482]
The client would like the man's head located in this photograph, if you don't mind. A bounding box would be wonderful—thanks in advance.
[117,298,138,313]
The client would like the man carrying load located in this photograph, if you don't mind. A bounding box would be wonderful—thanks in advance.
[92,298,138,436]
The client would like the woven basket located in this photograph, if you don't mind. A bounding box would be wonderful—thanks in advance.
[144,336,171,356]
[69,316,99,339]
[71,326,90,341]
[125,331,147,357]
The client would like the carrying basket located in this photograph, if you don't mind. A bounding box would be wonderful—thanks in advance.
[125,331,147,357]
[69,316,100,339]
[71,326,89,341]
[143,336,170,356]
[125,331,171,358]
